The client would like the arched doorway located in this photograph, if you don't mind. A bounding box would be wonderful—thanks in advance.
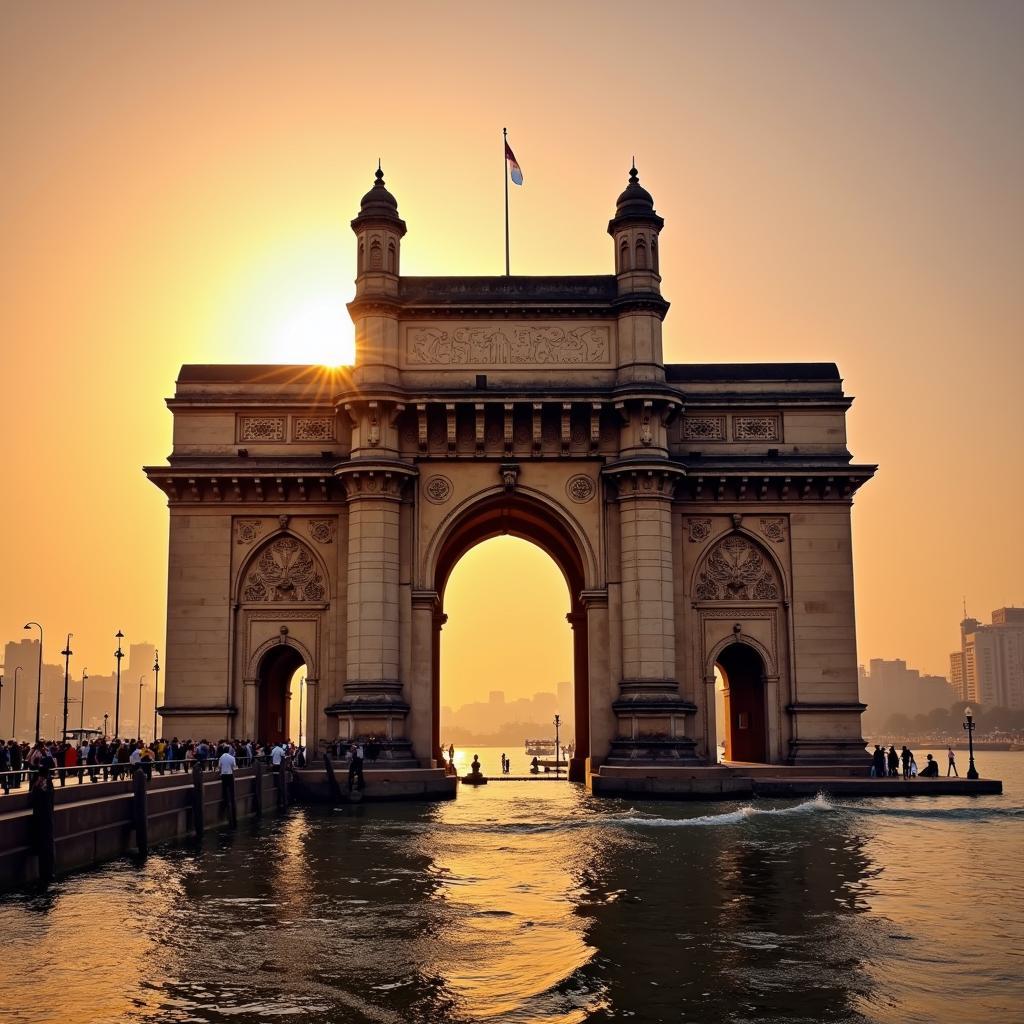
[257,644,305,745]
[431,492,591,781]
[716,643,768,763]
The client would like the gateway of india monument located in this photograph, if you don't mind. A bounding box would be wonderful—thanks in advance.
[145,165,876,796]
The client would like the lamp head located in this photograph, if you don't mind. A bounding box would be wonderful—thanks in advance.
[965,706,973,719]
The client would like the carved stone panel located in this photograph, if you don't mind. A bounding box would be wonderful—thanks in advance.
[235,519,264,545]
[293,416,336,442]
[238,416,285,442]
[694,534,781,601]
[686,517,712,543]
[242,537,326,603]
[566,474,596,503]
[307,519,336,544]
[733,415,781,441]
[759,518,787,543]
[682,415,726,441]
[404,324,611,366]
[423,475,453,504]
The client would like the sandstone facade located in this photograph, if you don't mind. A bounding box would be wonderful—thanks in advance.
[145,165,876,777]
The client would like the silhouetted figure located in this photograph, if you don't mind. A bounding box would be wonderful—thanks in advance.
[901,745,913,779]
[470,754,482,776]
[947,747,958,777]
[887,745,899,777]
[348,743,364,792]
[919,754,939,777]
[871,745,885,777]
[530,756,540,775]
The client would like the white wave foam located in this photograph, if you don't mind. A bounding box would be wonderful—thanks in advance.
[609,792,833,828]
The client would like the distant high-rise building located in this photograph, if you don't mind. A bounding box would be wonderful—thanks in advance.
[488,690,504,705]
[950,609,1024,707]
[858,658,954,731]
[129,642,157,681]
[557,680,572,711]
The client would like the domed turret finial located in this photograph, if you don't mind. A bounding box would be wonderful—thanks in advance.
[351,160,407,237]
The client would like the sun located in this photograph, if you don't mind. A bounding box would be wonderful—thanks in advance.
[266,288,355,367]
[218,234,357,367]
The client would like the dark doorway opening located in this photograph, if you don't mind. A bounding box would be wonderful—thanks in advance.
[717,643,768,763]
[257,644,304,746]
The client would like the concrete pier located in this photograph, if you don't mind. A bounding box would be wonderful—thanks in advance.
[0,766,278,889]
[589,763,1003,798]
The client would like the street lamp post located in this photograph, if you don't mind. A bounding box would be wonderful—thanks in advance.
[152,651,160,744]
[114,630,124,739]
[103,713,109,738]
[964,706,979,780]
[554,713,562,778]
[61,633,73,740]
[11,666,21,738]
[23,621,43,743]
[299,676,305,748]
[80,669,89,731]
[137,676,145,741]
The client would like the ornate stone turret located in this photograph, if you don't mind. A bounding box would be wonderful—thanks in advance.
[608,165,668,384]
[348,164,406,392]
[608,164,664,295]
[351,163,406,294]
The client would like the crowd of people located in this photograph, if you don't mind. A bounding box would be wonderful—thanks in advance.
[869,743,956,779]
[0,736,303,794]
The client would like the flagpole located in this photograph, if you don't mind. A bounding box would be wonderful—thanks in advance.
[503,127,510,276]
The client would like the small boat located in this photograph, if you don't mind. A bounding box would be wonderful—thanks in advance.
[461,773,488,785]
[525,740,556,756]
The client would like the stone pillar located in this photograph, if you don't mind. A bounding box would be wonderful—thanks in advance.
[605,464,697,763]
[409,589,443,765]
[334,463,417,764]
[581,589,612,772]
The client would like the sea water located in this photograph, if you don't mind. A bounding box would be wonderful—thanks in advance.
[0,751,1020,1023]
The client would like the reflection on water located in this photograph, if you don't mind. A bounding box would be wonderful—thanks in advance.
[1,753,1022,1024]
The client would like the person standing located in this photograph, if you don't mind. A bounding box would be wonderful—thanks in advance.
[218,744,238,826]
[871,745,885,778]
[347,742,364,792]
[947,747,958,777]
[900,745,913,779]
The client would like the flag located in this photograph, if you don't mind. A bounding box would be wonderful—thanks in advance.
[505,141,524,186]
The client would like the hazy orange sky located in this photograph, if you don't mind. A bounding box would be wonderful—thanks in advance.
[1,1,1021,706]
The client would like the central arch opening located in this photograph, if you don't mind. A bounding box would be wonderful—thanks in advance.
[432,493,591,781]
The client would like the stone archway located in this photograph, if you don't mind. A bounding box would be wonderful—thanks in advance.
[716,643,768,763]
[427,490,593,782]
[256,643,304,745]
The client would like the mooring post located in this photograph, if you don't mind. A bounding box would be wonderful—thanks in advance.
[191,761,205,838]
[133,767,149,857]
[31,774,56,883]
[253,758,264,818]
[323,753,342,802]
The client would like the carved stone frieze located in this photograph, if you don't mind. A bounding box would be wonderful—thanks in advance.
[566,474,596,503]
[235,519,264,545]
[423,475,454,504]
[405,324,610,366]
[759,517,787,543]
[694,534,781,601]
[733,415,780,441]
[682,415,726,441]
[242,537,326,603]
[292,416,336,442]
[238,416,285,442]
[686,517,712,543]
[307,519,336,544]
[339,467,414,501]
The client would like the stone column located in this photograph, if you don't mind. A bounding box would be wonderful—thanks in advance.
[409,589,443,765]
[605,464,697,762]
[335,463,417,764]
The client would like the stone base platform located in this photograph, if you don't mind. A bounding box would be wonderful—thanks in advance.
[292,767,457,803]
[589,764,1003,799]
